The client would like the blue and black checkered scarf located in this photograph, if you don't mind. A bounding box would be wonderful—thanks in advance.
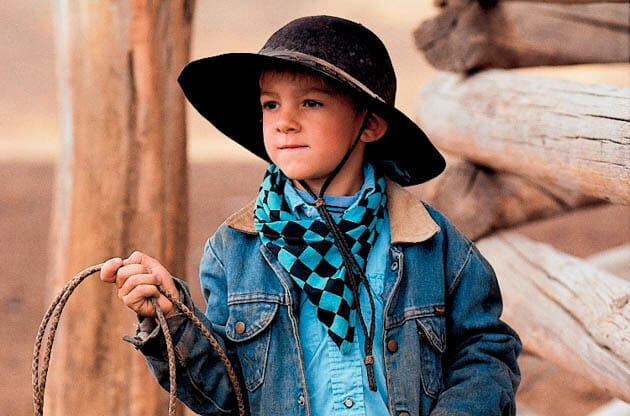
[254,164,387,353]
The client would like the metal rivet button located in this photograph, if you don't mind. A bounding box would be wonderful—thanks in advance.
[390,260,399,271]
[343,397,354,408]
[235,321,246,335]
[400,412,409,416]
[387,339,398,353]
[297,393,305,406]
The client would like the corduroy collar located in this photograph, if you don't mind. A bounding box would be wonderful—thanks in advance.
[226,178,440,244]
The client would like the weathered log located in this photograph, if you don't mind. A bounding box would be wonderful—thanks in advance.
[416,71,630,205]
[412,154,600,240]
[415,0,630,71]
[589,399,630,416]
[502,0,630,3]
[47,1,194,415]
[588,244,630,281]
[515,353,614,415]
[477,233,630,401]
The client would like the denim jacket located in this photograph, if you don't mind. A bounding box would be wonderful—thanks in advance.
[131,178,521,415]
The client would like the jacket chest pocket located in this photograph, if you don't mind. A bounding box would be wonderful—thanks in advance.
[416,314,446,399]
[226,301,279,392]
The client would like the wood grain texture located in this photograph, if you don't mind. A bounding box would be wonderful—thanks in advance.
[415,154,601,240]
[415,0,630,71]
[477,233,630,400]
[416,71,630,204]
[47,1,195,415]
[588,399,630,416]
[588,244,630,281]
[502,0,629,3]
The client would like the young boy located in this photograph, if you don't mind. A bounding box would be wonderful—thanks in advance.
[101,15,521,415]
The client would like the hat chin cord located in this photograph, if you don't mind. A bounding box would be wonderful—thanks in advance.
[298,112,379,392]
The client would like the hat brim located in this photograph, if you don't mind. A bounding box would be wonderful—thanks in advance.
[178,53,445,186]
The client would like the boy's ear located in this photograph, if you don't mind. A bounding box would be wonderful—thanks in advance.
[360,112,388,143]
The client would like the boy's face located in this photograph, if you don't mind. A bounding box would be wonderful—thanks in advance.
[259,70,367,193]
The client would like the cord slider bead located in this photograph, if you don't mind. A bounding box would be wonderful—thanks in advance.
[315,198,326,207]
[364,355,375,365]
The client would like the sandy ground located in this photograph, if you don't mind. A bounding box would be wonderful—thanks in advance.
[1,159,628,415]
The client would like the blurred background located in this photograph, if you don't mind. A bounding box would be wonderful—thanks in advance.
[1,1,443,160]
[1,1,628,415]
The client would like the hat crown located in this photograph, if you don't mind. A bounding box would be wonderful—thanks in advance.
[260,15,396,104]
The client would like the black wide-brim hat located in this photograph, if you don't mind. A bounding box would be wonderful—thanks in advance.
[178,15,445,186]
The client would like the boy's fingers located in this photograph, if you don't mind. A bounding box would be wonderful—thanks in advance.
[157,296,176,318]
[115,264,150,289]
[117,273,160,297]
[122,251,144,266]
[121,284,160,310]
[123,251,163,272]
[100,257,122,283]
[121,284,175,317]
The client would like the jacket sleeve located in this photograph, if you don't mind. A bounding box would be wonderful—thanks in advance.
[431,231,522,416]
[125,235,245,415]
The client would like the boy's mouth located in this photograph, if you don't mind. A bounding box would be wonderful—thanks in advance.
[279,145,308,150]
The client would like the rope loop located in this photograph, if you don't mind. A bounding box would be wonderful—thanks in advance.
[32,264,247,416]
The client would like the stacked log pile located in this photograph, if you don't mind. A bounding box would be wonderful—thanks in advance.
[413,0,630,411]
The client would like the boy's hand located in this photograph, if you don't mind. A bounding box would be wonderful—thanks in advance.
[100,251,179,318]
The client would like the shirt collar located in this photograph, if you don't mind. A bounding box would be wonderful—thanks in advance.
[283,162,377,215]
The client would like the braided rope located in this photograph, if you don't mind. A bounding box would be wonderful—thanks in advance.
[32,264,246,416]
[157,286,247,416]
[152,297,178,415]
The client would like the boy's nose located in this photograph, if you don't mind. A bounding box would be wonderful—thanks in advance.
[276,110,300,133]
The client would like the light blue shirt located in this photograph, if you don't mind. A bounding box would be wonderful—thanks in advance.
[283,162,390,415]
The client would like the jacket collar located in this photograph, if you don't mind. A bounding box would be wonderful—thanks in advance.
[225,177,440,244]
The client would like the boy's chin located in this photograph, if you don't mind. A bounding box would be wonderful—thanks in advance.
[277,167,319,181]
[279,171,327,189]
[282,171,327,184]
[273,163,332,185]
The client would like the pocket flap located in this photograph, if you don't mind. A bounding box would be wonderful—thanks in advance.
[416,316,445,353]
[226,302,279,342]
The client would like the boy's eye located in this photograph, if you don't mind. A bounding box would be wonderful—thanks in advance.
[303,99,322,108]
[262,101,278,110]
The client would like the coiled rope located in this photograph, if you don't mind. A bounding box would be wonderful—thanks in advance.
[32,263,246,416]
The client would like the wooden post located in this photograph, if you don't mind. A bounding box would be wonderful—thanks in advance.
[416,71,630,205]
[414,0,630,71]
[47,1,195,415]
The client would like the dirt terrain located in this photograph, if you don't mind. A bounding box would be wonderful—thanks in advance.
[1,160,628,415]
